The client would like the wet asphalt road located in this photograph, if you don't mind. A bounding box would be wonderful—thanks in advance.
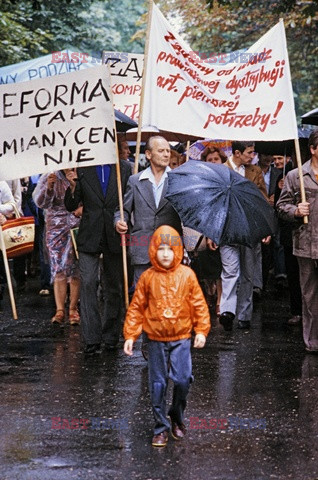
[0,276,317,480]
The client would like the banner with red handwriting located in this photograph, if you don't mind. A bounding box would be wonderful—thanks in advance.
[143,3,298,141]
[102,51,144,121]
[0,65,117,181]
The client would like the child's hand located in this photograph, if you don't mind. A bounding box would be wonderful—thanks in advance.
[124,339,134,356]
[194,334,206,348]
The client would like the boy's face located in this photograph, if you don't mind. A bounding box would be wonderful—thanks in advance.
[156,244,174,269]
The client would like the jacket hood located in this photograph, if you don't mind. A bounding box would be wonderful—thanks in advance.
[149,225,184,272]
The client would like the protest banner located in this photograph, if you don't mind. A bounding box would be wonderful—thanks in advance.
[102,51,144,121]
[142,3,298,141]
[0,65,117,181]
[0,50,100,85]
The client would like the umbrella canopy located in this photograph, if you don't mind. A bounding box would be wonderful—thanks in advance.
[114,110,137,132]
[255,127,313,156]
[301,107,318,126]
[166,161,276,247]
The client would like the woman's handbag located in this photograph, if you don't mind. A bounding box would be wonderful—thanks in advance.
[188,235,222,281]
[0,203,35,258]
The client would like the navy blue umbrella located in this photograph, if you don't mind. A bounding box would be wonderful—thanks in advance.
[166,161,276,247]
[114,109,137,132]
[301,107,318,126]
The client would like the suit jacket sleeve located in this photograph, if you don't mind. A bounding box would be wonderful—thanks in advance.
[64,182,82,212]
[114,175,135,226]
[276,171,301,223]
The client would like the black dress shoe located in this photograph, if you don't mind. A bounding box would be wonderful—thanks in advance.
[83,344,101,355]
[237,320,251,329]
[219,311,235,331]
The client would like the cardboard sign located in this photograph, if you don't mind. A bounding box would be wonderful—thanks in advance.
[103,51,144,121]
[0,65,117,181]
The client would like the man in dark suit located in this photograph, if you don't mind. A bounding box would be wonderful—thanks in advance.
[114,135,182,283]
[258,154,282,205]
[256,154,282,291]
[64,160,131,354]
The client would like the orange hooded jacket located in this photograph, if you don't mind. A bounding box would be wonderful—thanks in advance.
[124,225,211,342]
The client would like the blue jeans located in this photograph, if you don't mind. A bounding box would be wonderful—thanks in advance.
[148,338,192,435]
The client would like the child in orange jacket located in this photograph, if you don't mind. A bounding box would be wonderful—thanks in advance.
[124,225,210,447]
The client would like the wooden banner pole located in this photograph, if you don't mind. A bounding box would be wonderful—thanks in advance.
[294,138,308,224]
[0,226,18,319]
[185,140,190,162]
[134,0,154,174]
[106,62,130,309]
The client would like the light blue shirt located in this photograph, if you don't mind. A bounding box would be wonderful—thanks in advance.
[139,166,171,208]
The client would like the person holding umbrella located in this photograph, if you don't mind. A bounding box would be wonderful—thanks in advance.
[217,141,270,331]
[165,143,276,332]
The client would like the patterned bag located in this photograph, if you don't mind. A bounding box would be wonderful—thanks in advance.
[0,203,35,258]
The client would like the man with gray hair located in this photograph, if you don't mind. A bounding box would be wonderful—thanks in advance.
[115,135,182,283]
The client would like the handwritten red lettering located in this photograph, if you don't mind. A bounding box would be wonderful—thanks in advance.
[123,103,139,121]
[157,73,184,93]
[226,61,285,95]
[237,48,272,72]
[203,106,278,133]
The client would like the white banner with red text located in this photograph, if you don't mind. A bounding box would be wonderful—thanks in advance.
[142,3,298,141]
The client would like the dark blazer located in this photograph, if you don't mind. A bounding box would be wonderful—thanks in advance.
[266,166,282,197]
[65,160,131,254]
[114,171,182,265]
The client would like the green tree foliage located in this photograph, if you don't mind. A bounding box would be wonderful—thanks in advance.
[0,0,52,64]
[0,0,145,67]
[158,0,318,118]
[77,1,146,55]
